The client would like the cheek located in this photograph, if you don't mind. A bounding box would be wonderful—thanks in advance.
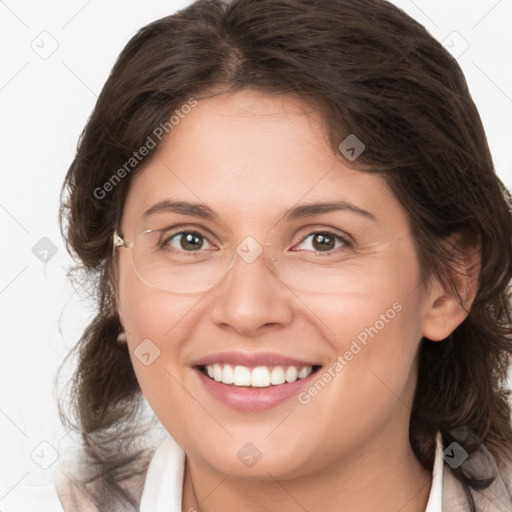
[116,259,199,396]
[299,243,425,416]
[118,252,199,340]
[118,281,203,441]
[303,239,424,347]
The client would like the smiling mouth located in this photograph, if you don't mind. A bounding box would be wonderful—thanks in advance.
[197,363,322,388]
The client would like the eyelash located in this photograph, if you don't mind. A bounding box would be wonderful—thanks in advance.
[295,231,352,255]
[158,227,353,255]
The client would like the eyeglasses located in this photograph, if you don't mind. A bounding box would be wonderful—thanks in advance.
[113,227,409,295]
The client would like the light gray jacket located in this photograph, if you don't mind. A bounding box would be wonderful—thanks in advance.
[1,432,512,511]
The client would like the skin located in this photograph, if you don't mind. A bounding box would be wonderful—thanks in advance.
[115,88,474,512]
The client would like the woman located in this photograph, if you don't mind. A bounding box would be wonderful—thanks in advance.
[2,0,512,510]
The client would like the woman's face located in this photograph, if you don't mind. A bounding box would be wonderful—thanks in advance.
[117,89,431,479]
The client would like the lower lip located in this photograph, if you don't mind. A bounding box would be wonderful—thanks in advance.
[194,368,319,411]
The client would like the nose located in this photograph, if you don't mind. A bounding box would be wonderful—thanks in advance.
[208,245,294,336]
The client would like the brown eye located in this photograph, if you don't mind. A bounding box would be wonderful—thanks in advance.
[294,231,350,254]
[162,231,212,252]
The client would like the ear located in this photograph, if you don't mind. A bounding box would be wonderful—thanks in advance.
[109,262,128,344]
[421,231,481,342]
[114,297,128,344]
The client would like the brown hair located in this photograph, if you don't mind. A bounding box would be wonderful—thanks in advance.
[58,0,512,510]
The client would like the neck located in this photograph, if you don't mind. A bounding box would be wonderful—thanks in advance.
[181,428,433,512]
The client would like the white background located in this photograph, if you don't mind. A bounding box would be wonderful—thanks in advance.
[1,0,511,493]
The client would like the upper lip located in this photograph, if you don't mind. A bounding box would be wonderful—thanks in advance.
[192,351,322,368]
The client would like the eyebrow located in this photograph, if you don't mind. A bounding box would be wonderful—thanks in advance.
[142,199,376,223]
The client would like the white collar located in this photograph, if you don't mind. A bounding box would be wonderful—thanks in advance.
[425,430,444,512]
[139,432,186,512]
[140,431,444,511]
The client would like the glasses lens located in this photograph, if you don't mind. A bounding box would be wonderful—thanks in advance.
[268,256,355,295]
[129,230,408,294]
[131,229,235,293]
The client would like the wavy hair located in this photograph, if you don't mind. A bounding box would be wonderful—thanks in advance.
[58,0,512,510]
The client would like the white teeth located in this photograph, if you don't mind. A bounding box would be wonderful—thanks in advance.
[213,363,222,382]
[233,365,251,386]
[297,367,309,379]
[270,366,286,385]
[222,364,234,384]
[251,366,271,387]
[285,366,298,383]
[203,364,314,387]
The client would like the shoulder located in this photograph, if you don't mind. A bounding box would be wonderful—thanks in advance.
[0,459,150,512]
[0,482,64,512]
[442,439,512,511]
[0,436,163,512]
[0,471,103,512]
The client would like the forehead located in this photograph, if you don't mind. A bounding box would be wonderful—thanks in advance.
[121,89,408,234]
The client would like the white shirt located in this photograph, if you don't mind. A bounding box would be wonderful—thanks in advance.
[0,430,507,512]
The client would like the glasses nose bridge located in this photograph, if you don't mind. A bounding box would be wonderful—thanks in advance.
[232,235,280,268]
[219,238,281,285]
